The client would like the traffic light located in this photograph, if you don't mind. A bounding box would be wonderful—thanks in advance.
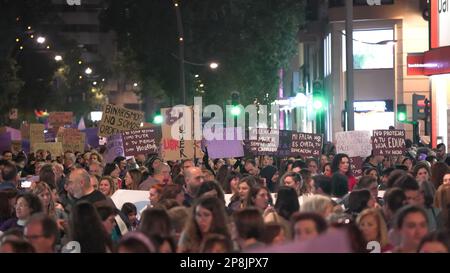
[153,112,163,124]
[397,104,407,122]
[412,94,427,121]
[230,91,241,116]
[313,81,325,112]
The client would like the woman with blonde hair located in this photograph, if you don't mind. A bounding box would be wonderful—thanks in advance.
[98,176,117,197]
[32,182,67,227]
[300,194,334,219]
[356,208,392,252]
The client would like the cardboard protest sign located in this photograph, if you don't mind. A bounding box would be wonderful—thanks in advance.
[98,104,145,137]
[122,128,161,157]
[290,132,323,158]
[57,128,85,153]
[31,142,63,158]
[0,132,12,153]
[335,131,372,158]
[349,156,364,178]
[161,107,203,160]
[104,134,125,163]
[203,127,244,159]
[244,128,280,156]
[48,112,73,128]
[29,124,45,148]
[372,129,406,156]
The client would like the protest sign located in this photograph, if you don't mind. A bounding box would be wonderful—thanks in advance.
[48,112,73,128]
[0,132,12,153]
[335,131,372,157]
[350,156,364,178]
[122,128,161,157]
[98,104,144,137]
[245,128,279,156]
[29,124,45,147]
[291,132,323,158]
[104,134,125,163]
[372,129,406,156]
[57,128,85,153]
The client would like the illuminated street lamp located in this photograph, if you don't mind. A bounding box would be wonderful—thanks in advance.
[209,62,219,69]
[85,67,92,75]
[36,36,46,44]
[54,55,62,61]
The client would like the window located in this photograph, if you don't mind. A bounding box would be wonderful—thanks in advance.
[343,29,394,70]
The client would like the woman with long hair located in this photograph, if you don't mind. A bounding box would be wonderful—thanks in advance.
[331,153,357,191]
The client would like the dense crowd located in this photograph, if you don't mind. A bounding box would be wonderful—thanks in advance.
[0,141,449,253]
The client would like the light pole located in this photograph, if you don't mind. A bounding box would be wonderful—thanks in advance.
[345,0,355,131]
[174,0,186,105]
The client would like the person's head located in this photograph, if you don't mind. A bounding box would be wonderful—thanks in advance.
[418,231,450,253]
[67,168,91,198]
[24,213,58,253]
[238,176,257,202]
[393,175,420,205]
[150,235,176,253]
[402,157,414,171]
[274,186,300,221]
[0,189,18,220]
[224,171,242,194]
[419,181,436,208]
[355,175,378,201]
[363,167,378,181]
[413,162,431,184]
[69,201,111,253]
[139,207,172,238]
[181,159,194,174]
[15,193,43,221]
[160,184,185,206]
[2,150,13,161]
[121,202,138,226]
[347,189,375,215]
[233,207,265,244]
[124,169,142,190]
[331,153,351,175]
[356,208,389,247]
[383,187,407,221]
[103,163,120,178]
[185,166,205,196]
[244,159,257,172]
[291,212,327,242]
[279,172,302,195]
[199,233,234,253]
[196,180,225,204]
[433,184,450,229]
[381,167,395,187]
[291,160,307,173]
[167,206,188,239]
[98,176,116,197]
[113,156,126,171]
[300,194,334,219]
[95,202,117,235]
[430,162,449,189]
[31,182,54,214]
[0,238,35,253]
[1,160,18,184]
[262,222,286,245]
[306,158,319,175]
[38,164,56,189]
[64,152,76,168]
[313,175,332,195]
[149,183,164,206]
[153,163,172,184]
[443,172,450,186]
[117,231,156,253]
[320,154,329,168]
[331,172,349,198]
[395,205,429,252]
[322,162,332,177]
[88,161,103,177]
[247,185,272,211]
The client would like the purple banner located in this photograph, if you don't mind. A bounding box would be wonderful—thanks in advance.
[0,132,12,153]
[122,128,161,157]
[203,128,244,159]
[82,128,100,149]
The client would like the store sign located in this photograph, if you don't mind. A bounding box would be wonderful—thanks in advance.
[407,48,450,76]
[431,0,450,48]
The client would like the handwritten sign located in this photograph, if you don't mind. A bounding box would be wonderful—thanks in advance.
[30,124,45,148]
[57,128,85,153]
[372,130,406,156]
[48,112,73,128]
[335,131,372,157]
[291,132,323,158]
[98,104,144,137]
[122,128,161,157]
[31,142,63,158]
[245,128,280,156]
[350,157,364,178]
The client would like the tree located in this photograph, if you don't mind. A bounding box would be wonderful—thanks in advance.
[101,0,306,110]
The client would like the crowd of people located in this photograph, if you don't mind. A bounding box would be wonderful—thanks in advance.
[0,141,449,253]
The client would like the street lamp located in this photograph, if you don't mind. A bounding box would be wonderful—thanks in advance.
[85,67,92,75]
[36,36,46,44]
[209,62,219,70]
[54,55,62,61]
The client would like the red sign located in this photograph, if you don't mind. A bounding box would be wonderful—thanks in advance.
[407,53,425,76]
[423,45,450,75]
